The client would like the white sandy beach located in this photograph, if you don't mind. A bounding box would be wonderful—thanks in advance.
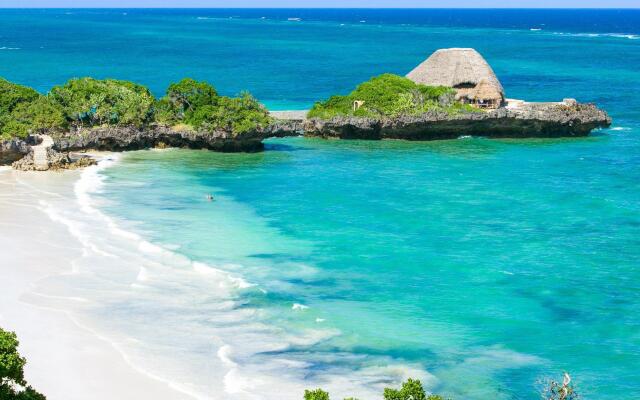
[0,167,189,400]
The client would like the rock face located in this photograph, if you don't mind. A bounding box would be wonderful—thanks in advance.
[12,147,97,171]
[0,137,37,164]
[300,102,612,140]
[54,126,266,154]
[0,101,613,168]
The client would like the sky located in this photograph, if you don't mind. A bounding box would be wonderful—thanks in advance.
[3,0,639,8]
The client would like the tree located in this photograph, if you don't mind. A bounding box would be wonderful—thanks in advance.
[384,378,428,400]
[187,92,272,135]
[0,328,46,400]
[49,78,155,128]
[307,74,463,119]
[165,78,218,120]
[11,97,66,134]
[0,78,40,116]
[304,388,330,400]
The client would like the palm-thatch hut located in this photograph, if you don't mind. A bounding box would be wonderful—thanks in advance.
[406,48,504,109]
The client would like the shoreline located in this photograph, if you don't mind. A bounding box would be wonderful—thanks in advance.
[0,163,195,400]
[0,153,432,400]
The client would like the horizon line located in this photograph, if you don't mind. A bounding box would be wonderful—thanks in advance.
[2,7,640,10]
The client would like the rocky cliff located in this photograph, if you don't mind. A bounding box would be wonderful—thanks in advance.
[0,102,612,167]
[299,102,612,140]
[54,125,267,153]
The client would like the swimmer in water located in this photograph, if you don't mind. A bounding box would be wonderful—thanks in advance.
[206,194,214,201]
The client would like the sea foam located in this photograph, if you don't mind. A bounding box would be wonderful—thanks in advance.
[29,154,431,400]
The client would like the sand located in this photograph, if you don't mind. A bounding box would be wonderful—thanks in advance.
[0,168,190,400]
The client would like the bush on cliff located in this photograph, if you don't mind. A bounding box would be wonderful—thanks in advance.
[0,79,66,140]
[0,327,46,400]
[155,78,272,135]
[50,78,155,128]
[307,73,472,119]
[0,76,271,139]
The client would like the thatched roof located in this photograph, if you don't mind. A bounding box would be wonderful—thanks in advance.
[406,48,504,99]
[470,78,503,102]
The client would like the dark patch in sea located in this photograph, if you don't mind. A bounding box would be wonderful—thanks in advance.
[264,142,311,152]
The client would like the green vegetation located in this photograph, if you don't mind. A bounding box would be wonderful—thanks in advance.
[49,78,155,128]
[304,388,330,400]
[155,78,272,134]
[304,378,446,400]
[0,78,64,140]
[0,327,46,400]
[0,76,271,141]
[308,73,475,119]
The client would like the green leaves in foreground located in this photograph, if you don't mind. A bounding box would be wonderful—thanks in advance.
[307,73,474,119]
[304,388,331,400]
[0,327,46,400]
[303,378,445,400]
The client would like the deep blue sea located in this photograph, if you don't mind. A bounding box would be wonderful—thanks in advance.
[2,9,639,400]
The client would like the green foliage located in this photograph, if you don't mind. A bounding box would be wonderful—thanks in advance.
[0,328,46,400]
[0,78,40,116]
[0,76,272,140]
[50,77,155,128]
[165,78,218,120]
[156,79,272,135]
[308,74,464,119]
[384,378,427,400]
[305,378,447,400]
[188,92,272,134]
[0,79,66,140]
[11,97,66,134]
[304,388,330,400]
[0,118,29,140]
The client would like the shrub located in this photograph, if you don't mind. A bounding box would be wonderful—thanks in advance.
[0,80,66,139]
[188,92,272,134]
[156,79,272,135]
[304,388,330,400]
[0,116,29,140]
[0,327,46,400]
[304,378,446,400]
[383,378,427,400]
[11,97,66,134]
[0,78,40,116]
[165,78,218,120]
[308,74,461,119]
[50,77,155,128]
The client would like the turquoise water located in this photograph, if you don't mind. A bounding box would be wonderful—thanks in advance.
[3,9,639,400]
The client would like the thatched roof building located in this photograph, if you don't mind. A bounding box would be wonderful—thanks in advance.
[407,48,504,108]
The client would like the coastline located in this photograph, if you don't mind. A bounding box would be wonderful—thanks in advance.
[0,163,192,400]
[0,152,433,400]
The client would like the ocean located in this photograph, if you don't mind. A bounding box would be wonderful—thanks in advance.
[2,8,639,400]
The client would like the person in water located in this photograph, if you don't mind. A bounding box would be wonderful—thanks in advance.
[206,194,214,201]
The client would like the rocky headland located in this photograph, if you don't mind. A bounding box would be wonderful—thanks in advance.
[0,100,612,170]
[286,101,612,140]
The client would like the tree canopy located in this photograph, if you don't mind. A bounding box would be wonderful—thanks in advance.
[0,327,46,400]
[49,78,155,128]
[0,76,272,140]
[0,79,66,140]
[307,73,471,119]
